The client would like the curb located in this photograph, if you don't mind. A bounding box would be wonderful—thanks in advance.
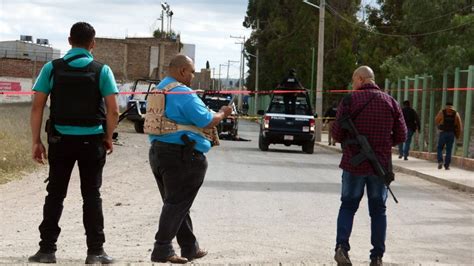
[314,142,474,193]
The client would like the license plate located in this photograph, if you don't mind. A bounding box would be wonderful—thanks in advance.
[284,135,294,141]
[302,126,309,132]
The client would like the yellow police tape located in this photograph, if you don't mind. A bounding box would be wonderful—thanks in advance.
[239,115,336,121]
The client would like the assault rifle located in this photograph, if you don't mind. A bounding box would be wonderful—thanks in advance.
[339,115,399,203]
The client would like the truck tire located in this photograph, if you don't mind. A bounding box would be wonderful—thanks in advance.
[302,141,314,154]
[259,135,269,151]
[134,120,144,133]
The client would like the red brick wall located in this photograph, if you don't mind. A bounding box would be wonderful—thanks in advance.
[0,58,46,79]
[93,38,127,82]
[126,43,150,80]
[191,69,211,90]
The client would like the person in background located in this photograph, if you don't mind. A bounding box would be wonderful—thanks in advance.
[435,102,462,170]
[323,101,338,146]
[398,100,419,160]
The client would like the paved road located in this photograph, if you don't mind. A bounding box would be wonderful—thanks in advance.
[0,119,472,264]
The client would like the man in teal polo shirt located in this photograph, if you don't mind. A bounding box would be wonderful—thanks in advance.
[29,22,118,264]
[148,54,232,264]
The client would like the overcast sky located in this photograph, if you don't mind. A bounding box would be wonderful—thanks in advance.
[0,0,251,79]
[0,0,373,79]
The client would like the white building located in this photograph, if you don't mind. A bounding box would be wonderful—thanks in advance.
[0,37,60,61]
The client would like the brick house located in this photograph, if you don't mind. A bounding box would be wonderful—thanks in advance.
[93,36,182,82]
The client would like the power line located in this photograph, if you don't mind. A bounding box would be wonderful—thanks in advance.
[369,3,474,29]
[326,3,474,37]
[173,17,247,32]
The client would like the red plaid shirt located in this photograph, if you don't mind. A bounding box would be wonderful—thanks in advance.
[331,84,407,176]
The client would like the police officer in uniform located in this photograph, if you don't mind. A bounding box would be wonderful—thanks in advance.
[147,54,232,264]
[435,102,463,170]
[29,22,119,264]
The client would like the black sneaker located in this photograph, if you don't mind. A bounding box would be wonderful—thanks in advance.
[28,251,56,263]
[334,245,351,265]
[444,164,450,170]
[398,155,403,159]
[438,163,443,169]
[85,251,114,264]
[370,256,383,266]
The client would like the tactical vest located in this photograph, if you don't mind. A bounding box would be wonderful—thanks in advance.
[143,82,220,146]
[439,109,456,132]
[50,54,105,126]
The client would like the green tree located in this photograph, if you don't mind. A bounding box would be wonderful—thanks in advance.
[243,0,360,107]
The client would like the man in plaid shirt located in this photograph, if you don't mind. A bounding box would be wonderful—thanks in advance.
[331,66,406,265]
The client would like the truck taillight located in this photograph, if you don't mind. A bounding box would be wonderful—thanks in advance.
[264,115,271,129]
[310,118,315,132]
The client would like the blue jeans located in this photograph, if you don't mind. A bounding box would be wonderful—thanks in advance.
[398,129,414,158]
[437,131,455,166]
[336,171,388,259]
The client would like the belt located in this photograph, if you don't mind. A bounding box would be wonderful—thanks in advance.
[59,134,104,142]
[153,140,203,155]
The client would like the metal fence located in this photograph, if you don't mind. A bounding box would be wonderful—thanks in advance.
[385,65,474,158]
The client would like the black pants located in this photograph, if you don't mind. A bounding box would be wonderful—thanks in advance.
[38,134,106,255]
[149,141,207,260]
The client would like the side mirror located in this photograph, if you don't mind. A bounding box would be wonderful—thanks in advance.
[257,110,265,115]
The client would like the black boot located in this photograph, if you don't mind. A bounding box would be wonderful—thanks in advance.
[85,251,114,264]
[28,251,56,263]
[370,256,383,266]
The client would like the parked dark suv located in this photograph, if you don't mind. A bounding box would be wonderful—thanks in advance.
[201,93,239,138]
[258,75,316,153]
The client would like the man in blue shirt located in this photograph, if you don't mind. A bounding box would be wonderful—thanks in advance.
[29,22,118,264]
[148,55,232,264]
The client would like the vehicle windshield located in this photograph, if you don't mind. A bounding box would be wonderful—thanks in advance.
[202,94,232,112]
[267,93,312,115]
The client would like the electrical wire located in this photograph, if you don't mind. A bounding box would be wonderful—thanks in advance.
[364,2,474,29]
[326,3,474,37]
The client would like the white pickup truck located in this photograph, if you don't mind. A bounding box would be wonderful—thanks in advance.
[258,92,316,154]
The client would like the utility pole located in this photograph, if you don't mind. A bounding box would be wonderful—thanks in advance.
[310,47,315,107]
[218,63,228,90]
[160,12,164,33]
[254,19,260,114]
[303,0,325,142]
[226,60,240,91]
[218,64,222,90]
[169,11,173,33]
[212,67,215,90]
[226,60,231,89]
[230,35,246,111]
[315,0,325,142]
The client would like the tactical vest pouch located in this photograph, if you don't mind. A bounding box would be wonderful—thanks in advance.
[144,82,220,146]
